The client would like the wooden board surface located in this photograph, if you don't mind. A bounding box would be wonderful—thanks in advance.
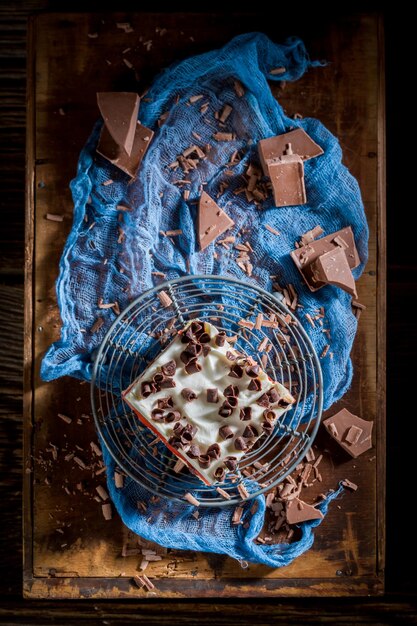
[24,12,385,599]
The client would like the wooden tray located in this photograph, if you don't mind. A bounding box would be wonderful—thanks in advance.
[23,12,385,599]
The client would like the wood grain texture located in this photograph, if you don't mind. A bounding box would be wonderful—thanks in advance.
[22,11,384,599]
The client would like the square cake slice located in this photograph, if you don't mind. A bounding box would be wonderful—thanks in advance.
[122,320,295,485]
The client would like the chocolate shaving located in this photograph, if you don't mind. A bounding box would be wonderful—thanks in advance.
[219,425,234,440]
[198,454,211,469]
[229,363,243,378]
[239,407,252,421]
[248,378,261,391]
[224,384,239,397]
[206,388,219,403]
[234,436,248,451]
[187,444,201,459]
[161,359,177,376]
[181,388,197,402]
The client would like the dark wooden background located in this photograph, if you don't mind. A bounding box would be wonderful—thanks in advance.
[1,1,416,623]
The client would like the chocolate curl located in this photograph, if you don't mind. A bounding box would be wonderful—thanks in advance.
[239,407,252,421]
[173,423,185,435]
[184,358,202,374]
[153,372,165,384]
[198,454,211,469]
[141,381,154,397]
[248,378,261,391]
[160,378,176,389]
[202,345,211,357]
[226,350,237,361]
[234,436,248,451]
[263,409,276,421]
[186,342,203,357]
[198,332,211,344]
[206,388,219,403]
[267,388,279,404]
[224,384,239,397]
[246,364,260,378]
[214,466,226,481]
[257,393,270,407]
[150,408,164,421]
[207,443,221,459]
[262,421,274,435]
[219,404,233,417]
[190,321,204,336]
[224,456,238,471]
[168,436,183,449]
[219,425,234,440]
[215,331,226,347]
[157,396,173,410]
[242,424,259,439]
[181,388,198,402]
[229,363,243,378]
[187,444,201,459]
[278,397,292,408]
[165,410,181,423]
[161,359,177,376]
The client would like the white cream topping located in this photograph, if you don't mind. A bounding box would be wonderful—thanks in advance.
[122,320,294,485]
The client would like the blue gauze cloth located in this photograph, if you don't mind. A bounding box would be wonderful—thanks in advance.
[41,33,368,568]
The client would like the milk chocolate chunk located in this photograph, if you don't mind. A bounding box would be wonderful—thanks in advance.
[96,92,154,179]
[286,497,324,525]
[206,388,219,403]
[181,388,197,402]
[323,408,373,458]
[197,191,235,250]
[309,246,358,298]
[291,226,360,294]
[267,145,307,207]
[258,128,324,175]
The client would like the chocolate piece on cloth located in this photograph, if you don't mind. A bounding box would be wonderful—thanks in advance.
[291,226,360,296]
[266,143,307,207]
[96,92,154,179]
[323,408,373,458]
[122,319,294,485]
[197,191,235,250]
[286,497,324,525]
[258,127,324,175]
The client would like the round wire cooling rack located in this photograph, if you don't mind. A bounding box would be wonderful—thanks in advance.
[91,275,323,507]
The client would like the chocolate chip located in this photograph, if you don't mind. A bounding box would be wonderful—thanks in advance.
[215,332,226,347]
[165,410,181,423]
[240,407,252,421]
[151,408,164,421]
[181,387,197,402]
[157,396,174,410]
[229,363,243,378]
[219,425,234,440]
[224,384,239,397]
[198,454,211,469]
[257,393,270,407]
[207,443,221,459]
[246,364,260,378]
[224,456,238,471]
[184,358,202,374]
[248,378,261,391]
[187,444,201,459]
[234,436,248,451]
[207,388,219,403]
[161,359,177,376]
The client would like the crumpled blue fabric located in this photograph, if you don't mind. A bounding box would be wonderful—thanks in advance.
[41,33,367,567]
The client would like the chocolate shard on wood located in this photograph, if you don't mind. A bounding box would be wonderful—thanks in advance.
[310,246,358,298]
[323,408,373,458]
[291,226,360,294]
[198,191,234,250]
[286,497,324,525]
[258,128,324,176]
[96,92,154,179]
